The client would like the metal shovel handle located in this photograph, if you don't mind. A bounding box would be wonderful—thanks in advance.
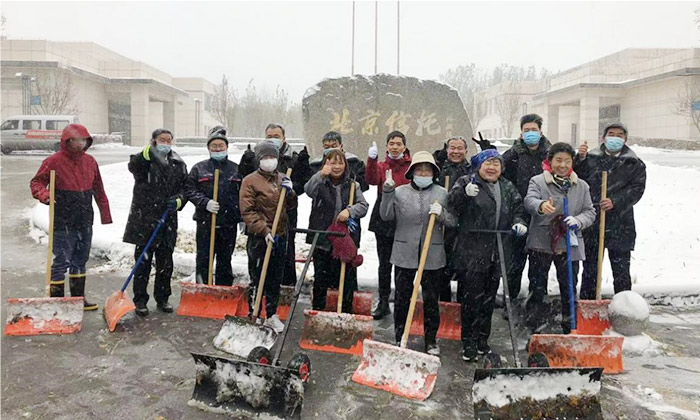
[121,208,170,293]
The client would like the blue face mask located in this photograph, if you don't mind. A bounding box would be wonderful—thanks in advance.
[268,138,283,150]
[605,136,625,153]
[211,151,227,161]
[389,152,405,160]
[413,175,433,188]
[522,131,541,146]
[156,144,171,154]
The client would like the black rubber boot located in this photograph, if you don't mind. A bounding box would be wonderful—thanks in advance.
[49,280,65,298]
[69,275,98,311]
[372,298,391,320]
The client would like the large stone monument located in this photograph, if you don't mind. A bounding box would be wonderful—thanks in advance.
[302,74,476,161]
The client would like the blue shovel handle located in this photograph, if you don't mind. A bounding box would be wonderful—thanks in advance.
[564,196,576,331]
[120,209,171,293]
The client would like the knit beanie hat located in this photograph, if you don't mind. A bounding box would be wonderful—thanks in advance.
[207,126,228,146]
[254,140,279,161]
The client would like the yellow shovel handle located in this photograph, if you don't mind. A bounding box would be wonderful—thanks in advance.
[596,171,608,300]
[45,170,56,297]
[207,169,220,286]
[337,181,356,313]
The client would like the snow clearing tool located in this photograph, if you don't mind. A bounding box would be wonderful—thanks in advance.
[5,170,84,336]
[177,169,246,319]
[104,208,169,332]
[577,171,612,335]
[529,195,624,374]
[212,168,291,357]
[323,289,372,315]
[472,230,605,419]
[352,201,441,401]
[299,183,374,356]
[189,229,328,419]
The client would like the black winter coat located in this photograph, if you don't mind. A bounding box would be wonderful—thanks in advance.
[437,159,472,189]
[305,176,364,249]
[502,136,552,199]
[307,152,369,192]
[574,144,646,251]
[447,174,525,273]
[123,150,188,248]
[184,157,241,226]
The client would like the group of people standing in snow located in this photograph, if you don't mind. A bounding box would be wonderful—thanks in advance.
[29,113,646,361]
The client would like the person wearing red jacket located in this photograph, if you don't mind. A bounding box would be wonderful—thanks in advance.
[365,130,412,319]
[30,124,112,310]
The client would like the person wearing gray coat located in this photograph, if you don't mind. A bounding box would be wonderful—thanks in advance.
[380,151,455,357]
[524,142,596,333]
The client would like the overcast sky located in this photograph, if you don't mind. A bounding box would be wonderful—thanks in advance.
[3,1,698,101]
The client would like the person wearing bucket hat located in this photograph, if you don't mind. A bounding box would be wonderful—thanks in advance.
[574,122,646,300]
[380,151,456,356]
[447,149,527,361]
[185,126,242,285]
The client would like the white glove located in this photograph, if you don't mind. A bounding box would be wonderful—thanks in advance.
[564,216,580,229]
[465,182,479,197]
[429,202,442,217]
[512,223,528,237]
[265,232,275,246]
[206,200,220,214]
[238,222,246,234]
[281,176,293,192]
[368,141,378,160]
[383,169,395,190]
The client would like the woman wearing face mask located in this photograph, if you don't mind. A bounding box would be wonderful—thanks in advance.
[239,140,297,333]
[574,123,646,300]
[304,148,369,312]
[365,130,412,320]
[124,128,188,316]
[380,151,455,356]
[524,142,596,334]
[184,126,241,285]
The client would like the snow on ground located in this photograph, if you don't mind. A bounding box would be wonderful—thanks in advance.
[28,146,700,304]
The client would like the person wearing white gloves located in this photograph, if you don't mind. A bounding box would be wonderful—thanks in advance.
[524,142,595,334]
[446,149,527,362]
[380,151,455,356]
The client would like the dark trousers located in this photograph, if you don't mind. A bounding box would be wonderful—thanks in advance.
[133,239,174,306]
[281,210,297,286]
[247,234,287,317]
[581,229,632,299]
[439,267,455,302]
[51,227,92,296]
[375,233,394,301]
[528,251,580,333]
[311,248,357,313]
[458,264,500,347]
[195,221,237,286]
[393,266,441,345]
[508,234,528,300]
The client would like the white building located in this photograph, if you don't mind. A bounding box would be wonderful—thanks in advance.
[1,39,219,145]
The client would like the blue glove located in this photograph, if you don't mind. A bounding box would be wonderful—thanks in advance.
[347,218,359,234]
[281,176,293,193]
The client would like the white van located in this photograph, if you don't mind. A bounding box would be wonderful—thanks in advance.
[0,115,80,154]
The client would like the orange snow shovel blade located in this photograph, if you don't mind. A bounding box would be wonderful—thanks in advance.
[351,339,441,401]
[104,290,136,332]
[528,333,624,374]
[176,282,246,319]
[4,297,84,336]
[576,299,612,335]
[324,290,373,315]
[409,300,461,340]
[298,309,373,355]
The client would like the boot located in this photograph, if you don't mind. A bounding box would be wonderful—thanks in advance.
[49,280,65,297]
[69,275,98,311]
[372,298,391,320]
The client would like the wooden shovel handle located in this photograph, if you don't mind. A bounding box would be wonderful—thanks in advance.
[45,170,56,297]
[253,168,293,319]
[337,181,356,313]
[207,169,220,286]
[596,171,608,300]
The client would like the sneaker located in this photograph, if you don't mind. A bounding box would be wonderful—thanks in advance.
[477,342,492,355]
[372,299,391,320]
[426,343,440,356]
[83,299,98,311]
[462,344,478,362]
[264,314,285,333]
[157,302,174,313]
[135,303,149,317]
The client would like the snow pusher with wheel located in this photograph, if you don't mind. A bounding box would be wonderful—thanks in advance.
[472,230,605,419]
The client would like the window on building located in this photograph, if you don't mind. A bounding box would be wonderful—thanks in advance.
[22,120,41,130]
[1,120,19,130]
[46,120,70,130]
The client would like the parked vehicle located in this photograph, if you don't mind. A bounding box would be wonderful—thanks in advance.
[1,115,79,154]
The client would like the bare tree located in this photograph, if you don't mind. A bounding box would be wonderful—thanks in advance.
[495,82,522,138]
[671,77,700,136]
[1,13,7,40]
[211,74,236,131]
[439,63,489,130]
[33,70,80,115]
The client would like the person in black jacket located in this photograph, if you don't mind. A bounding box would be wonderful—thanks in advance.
[185,127,241,286]
[123,129,188,316]
[448,149,527,362]
[574,123,646,298]
[501,114,552,304]
[301,131,369,192]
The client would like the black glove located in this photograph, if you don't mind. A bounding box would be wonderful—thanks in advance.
[434,143,448,167]
[239,144,256,177]
[298,146,309,164]
[471,132,497,151]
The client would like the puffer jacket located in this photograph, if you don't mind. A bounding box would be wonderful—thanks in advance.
[239,168,298,237]
[502,136,552,199]
[185,157,241,226]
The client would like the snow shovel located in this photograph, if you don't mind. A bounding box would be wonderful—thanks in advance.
[188,229,331,419]
[212,168,292,358]
[299,182,374,356]
[529,195,624,374]
[177,169,246,319]
[351,201,441,401]
[472,230,605,419]
[5,170,84,336]
[577,171,612,335]
[104,208,170,332]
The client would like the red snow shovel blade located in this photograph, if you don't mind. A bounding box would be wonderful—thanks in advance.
[324,290,373,315]
[409,300,461,340]
[4,297,84,336]
[528,333,624,374]
[176,282,246,319]
[234,285,294,321]
[104,290,136,332]
[351,339,441,401]
[576,299,612,335]
[298,309,373,355]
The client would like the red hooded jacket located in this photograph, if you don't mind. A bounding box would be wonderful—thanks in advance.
[30,124,112,229]
[365,150,412,236]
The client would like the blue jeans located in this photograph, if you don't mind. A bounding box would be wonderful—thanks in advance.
[51,227,92,282]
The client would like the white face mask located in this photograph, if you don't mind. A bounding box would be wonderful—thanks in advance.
[259,158,278,172]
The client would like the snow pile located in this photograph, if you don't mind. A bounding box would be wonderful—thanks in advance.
[5,298,84,328]
[213,317,277,358]
[609,291,650,335]
[604,330,666,357]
